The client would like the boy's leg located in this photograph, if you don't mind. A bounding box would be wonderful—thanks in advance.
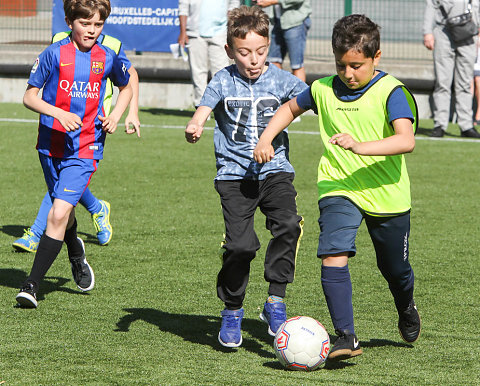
[258,172,303,335]
[80,188,112,246]
[317,197,363,360]
[16,156,96,308]
[215,179,259,347]
[260,173,303,296]
[12,192,51,253]
[215,179,260,309]
[16,198,73,308]
[365,213,420,343]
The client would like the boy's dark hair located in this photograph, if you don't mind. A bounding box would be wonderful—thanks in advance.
[64,0,111,23]
[227,5,269,48]
[332,14,380,59]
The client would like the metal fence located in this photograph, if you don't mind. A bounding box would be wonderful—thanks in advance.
[0,0,432,62]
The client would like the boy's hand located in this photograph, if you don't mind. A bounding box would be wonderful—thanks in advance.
[185,122,204,143]
[56,110,82,132]
[98,115,118,134]
[125,111,141,137]
[253,139,275,163]
[329,133,359,153]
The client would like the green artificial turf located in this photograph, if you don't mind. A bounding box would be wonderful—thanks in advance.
[0,103,479,384]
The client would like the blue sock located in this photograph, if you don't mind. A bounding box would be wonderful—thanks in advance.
[321,265,355,334]
[30,192,52,239]
[267,295,284,303]
[79,188,101,214]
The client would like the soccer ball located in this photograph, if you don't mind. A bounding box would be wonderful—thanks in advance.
[274,316,330,371]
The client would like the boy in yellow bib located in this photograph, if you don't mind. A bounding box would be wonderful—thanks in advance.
[254,14,421,360]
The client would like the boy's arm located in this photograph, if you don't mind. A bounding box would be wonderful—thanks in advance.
[23,85,82,131]
[98,83,133,134]
[253,97,305,163]
[329,118,415,156]
[124,66,141,137]
[185,105,212,143]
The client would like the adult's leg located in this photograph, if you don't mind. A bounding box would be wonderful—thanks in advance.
[187,36,209,106]
[432,27,455,132]
[454,39,477,132]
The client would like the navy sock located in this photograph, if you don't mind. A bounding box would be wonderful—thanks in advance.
[27,234,63,287]
[321,265,355,334]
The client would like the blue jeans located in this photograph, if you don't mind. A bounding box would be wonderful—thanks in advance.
[268,16,311,69]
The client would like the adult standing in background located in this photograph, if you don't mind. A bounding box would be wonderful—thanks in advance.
[256,0,311,82]
[178,0,240,107]
[423,0,480,138]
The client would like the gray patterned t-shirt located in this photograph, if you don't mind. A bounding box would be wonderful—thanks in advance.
[200,63,307,180]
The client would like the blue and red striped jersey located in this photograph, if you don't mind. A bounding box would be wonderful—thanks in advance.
[28,36,130,160]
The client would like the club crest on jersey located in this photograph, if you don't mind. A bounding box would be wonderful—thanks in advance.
[91,61,104,75]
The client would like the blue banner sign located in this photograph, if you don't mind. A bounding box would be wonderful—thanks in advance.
[52,0,180,52]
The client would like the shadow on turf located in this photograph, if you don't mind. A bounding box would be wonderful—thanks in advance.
[140,108,194,117]
[1,224,97,248]
[115,307,276,358]
[416,126,461,137]
[0,268,91,304]
[0,225,98,244]
[0,225,29,238]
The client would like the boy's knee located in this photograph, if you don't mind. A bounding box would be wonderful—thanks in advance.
[223,241,258,261]
[279,214,303,238]
[48,205,73,228]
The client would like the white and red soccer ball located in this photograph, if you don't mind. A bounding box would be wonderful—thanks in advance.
[274,316,330,371]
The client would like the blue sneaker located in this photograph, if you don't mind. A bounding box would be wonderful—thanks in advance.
[12,228,40,253]
[259,301,287,336]
[218,308,244,347]
[91,200,112,245]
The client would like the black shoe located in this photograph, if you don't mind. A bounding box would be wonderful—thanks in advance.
[328,329,363,361]
[69,237,95,292]
[398,300,421,343]
[460,128,480,138]
[16,281,38,308]
[430,127,445,137]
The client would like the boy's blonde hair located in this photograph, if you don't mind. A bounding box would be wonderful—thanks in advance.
[64,0,111,23]
[227,5,269,48]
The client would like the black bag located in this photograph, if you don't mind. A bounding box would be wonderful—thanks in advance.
[439,0,478,43]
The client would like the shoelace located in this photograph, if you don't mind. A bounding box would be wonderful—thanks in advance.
[71,258,88,278]
[20,228,35,240]
[92,211,107,232]
[224,315,240,328]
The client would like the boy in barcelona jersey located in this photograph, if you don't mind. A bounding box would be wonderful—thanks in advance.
[254,14,421,360]
[12,30,141,253]
[16,0,132,308]
[185,6,307,347]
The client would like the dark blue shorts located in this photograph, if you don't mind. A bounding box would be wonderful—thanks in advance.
[317,196,411,261]
[39,153,97,206]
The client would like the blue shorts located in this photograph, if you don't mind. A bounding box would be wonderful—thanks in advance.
[268,16,311,69]
[39,153,97,206]
[317,196,411,262]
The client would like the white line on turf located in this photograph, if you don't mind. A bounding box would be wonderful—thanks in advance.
[2,118,480,143]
